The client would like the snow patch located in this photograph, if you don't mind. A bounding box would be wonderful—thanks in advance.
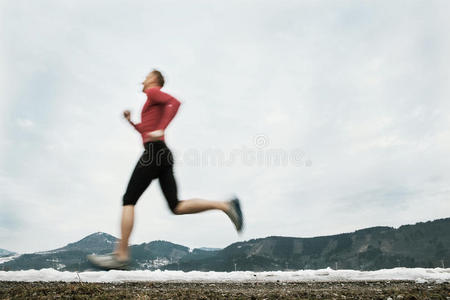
[0,254,21,264]
[0,267,448,283]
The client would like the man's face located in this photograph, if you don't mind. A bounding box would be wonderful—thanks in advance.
[142,72,156,91]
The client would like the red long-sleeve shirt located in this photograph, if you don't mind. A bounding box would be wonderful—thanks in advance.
[131,86,181,144]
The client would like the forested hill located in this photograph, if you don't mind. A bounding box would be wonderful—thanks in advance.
[162,217,450,271]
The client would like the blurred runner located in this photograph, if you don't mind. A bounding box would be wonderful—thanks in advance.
[87,69,243,270]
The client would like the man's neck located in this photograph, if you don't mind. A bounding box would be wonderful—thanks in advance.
[144,84,160,91]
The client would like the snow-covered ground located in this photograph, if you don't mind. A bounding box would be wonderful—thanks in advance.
[0,267,449,283]
[0,254,21,264]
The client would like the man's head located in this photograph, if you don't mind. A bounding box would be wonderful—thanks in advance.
[142,69,165,91]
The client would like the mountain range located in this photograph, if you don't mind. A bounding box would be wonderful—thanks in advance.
[1,217,449,272]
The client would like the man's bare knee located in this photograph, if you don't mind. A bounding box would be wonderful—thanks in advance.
[171,201,183,215]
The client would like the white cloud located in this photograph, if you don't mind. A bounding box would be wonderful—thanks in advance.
[16,118,34,128]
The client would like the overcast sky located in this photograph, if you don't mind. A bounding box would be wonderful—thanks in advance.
[1,0,449,253]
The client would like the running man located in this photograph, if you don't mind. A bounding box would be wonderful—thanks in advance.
[87,69,243,270]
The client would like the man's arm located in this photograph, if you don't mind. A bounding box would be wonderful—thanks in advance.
[129,120,143,132]
[123,110,143,132]
[146,88,181,130]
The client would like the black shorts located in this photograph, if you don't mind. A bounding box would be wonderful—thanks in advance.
[122,140,179,212]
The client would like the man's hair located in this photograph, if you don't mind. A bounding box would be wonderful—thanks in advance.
[151,69,165,87]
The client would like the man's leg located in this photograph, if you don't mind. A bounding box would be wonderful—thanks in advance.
[174,198,229,214]
[158,163,230,214]
[159,165,242,231]
[157,145,243,231]
[87,144,162,269]
[115,153,156,260]
[87,203,136,268]
[115,205,134,261]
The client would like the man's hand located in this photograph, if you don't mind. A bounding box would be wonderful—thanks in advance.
[146,129,164,141]
[123,110,131,121]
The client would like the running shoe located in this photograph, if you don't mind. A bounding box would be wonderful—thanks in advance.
[86,252,130,270]
[225,196,244,233]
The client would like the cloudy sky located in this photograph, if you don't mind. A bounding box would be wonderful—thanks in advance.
[1,0,449,253]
